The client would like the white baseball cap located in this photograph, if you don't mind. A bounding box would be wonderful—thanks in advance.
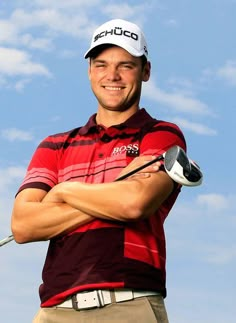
[84,19,148,59]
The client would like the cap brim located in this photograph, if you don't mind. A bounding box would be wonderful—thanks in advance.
[84,41,146,59]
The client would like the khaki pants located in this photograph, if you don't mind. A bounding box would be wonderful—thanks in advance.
[33,295,169,323]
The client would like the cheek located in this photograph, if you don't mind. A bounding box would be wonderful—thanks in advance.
[89,70,105,83]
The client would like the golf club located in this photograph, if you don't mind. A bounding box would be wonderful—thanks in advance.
[116,145,203,187]
[0,145,203,247]
[0,234,14,247]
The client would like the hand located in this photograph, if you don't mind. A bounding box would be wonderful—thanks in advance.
[116,155,161,180]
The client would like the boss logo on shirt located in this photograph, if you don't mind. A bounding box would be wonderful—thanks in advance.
[112,143,139,156]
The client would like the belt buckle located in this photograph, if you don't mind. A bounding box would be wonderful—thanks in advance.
[72,290,105,311]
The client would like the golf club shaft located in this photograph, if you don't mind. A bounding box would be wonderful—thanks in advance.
[0,234,14,247]
[115,155,164,181]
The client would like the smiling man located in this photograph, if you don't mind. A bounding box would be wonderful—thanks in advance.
[88,46,150,119]
[11,19,186,323]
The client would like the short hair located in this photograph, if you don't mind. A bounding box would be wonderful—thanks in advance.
[89,44,148,69]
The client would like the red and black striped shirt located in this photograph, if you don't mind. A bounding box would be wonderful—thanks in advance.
[18,108,186,306]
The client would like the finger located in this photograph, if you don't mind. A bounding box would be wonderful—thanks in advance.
[142,161,161,172]
[124,173,151,181]
[129,172,151,179]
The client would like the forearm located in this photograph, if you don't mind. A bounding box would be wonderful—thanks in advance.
[59,181,135,221]
[50,172,173,222]
[12,195,94,243]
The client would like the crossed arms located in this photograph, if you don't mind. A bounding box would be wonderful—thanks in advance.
[11,155,174,243]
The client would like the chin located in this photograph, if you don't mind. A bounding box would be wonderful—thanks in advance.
[102,105,129,112]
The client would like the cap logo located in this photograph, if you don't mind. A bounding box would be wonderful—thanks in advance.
[94,26,139,43]
[143,45,148,55]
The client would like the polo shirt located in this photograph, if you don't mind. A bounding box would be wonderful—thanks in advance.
[17,108,186,307]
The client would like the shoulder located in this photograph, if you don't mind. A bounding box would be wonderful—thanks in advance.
[139,109,184,140]
[153,119,184,135]
[38,127,82,149]
[147,118,185,139]
[141,118,186,152]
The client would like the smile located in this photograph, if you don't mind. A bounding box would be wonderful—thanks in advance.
[103,86,124,91]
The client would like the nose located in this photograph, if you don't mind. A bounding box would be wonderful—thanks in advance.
[106,66,121,81]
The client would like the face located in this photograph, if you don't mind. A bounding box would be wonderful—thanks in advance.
[88,46,151,113]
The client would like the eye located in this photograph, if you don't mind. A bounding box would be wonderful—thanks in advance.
[95,63,106,68]
[119,62,137,70]
[121,64,133,69]
[92,60,107,68]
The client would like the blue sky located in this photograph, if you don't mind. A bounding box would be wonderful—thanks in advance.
[0,0,235,322]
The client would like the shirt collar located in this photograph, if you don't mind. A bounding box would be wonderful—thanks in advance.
[78,108,155,135]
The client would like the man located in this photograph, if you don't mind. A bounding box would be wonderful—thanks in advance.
[11,19,186,323]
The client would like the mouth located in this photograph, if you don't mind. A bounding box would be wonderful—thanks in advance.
[103,86,125,91]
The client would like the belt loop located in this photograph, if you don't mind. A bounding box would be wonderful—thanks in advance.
[96,290,105,307]
[72,294,79,310]
[114,289,134,302]
[110,290,116,304]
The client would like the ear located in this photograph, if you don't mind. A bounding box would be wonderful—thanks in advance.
[142,61,151,82]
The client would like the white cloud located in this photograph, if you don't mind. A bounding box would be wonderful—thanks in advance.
[171,117,217,136]
[0,166,26,192]
[10,8,94,39]
[1,128,34,142]
[0,6,95,53]
[204,245,236,265]
[33,0,100,9]
[0,75,8,87]
[59,49,78,59]
[202,60,236,87]
[170,192,235,220]
[143,79,212,116]
[102,3,148,22]
[0,20,18,44]
[0,15,53,50]
[165,19,178,27]
[197,193,229,210]
[167,77,195,96]
[14,78,31,92]
[1,1,155,50]
[0,47,51,77]
[217,60,236,86]
[20,34,53,51]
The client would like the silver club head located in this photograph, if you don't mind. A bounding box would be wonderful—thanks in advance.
[164,146,203,187]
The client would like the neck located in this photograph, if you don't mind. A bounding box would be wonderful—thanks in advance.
[96,106,139,127]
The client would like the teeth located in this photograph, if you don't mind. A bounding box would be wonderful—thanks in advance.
[105,86,122,91]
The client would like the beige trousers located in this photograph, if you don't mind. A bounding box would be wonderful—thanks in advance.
[33,295,169,323]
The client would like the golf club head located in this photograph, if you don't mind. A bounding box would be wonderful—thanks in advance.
[164,146,203,186]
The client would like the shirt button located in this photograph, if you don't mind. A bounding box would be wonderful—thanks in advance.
[101,134,111,143]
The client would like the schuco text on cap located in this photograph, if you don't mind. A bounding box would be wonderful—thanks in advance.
[84,19,148,59]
